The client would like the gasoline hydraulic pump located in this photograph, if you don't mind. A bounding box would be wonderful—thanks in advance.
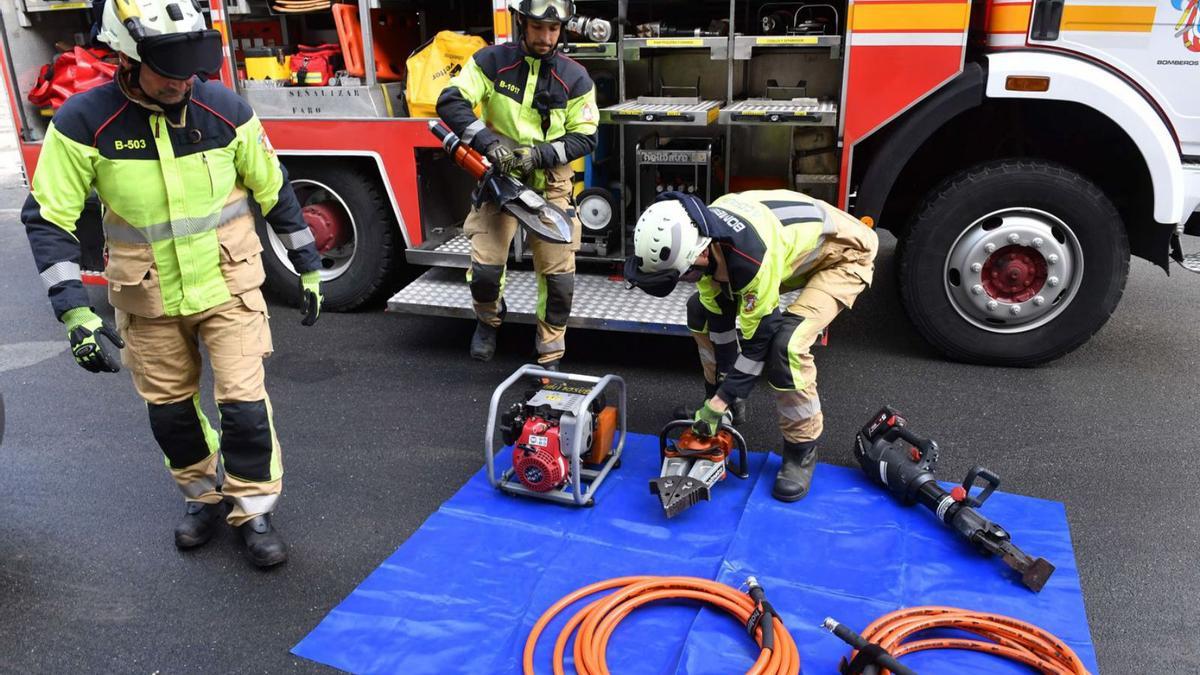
[652,420,749,518]
[852,407,1055,592]
[485,365,626,506]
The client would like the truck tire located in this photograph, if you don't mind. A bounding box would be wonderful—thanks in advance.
[257,162,399,311]
[898,159,1129,366]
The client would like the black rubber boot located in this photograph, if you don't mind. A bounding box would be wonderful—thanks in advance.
[772,440,818,503]
[540,360,560,372]
[470,321,499,361]
[174,501,224,549]
[238,514,288,568]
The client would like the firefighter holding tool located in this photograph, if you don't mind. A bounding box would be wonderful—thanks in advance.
[625,191,878,502]
[21,0,323,567]
[436,0,598,367]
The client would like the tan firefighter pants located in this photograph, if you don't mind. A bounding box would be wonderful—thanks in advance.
[691,205,878,443]
[463,164,582,364]
[768,206,878,442]
[116,289,282,526]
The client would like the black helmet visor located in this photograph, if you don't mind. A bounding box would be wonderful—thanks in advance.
[138,30,223,80]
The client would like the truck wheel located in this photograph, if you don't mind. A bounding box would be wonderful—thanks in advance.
[258,162,398,311]
[898,160,1129,366]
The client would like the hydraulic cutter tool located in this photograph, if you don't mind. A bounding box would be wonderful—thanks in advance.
[652,420,749,518]
[428,121,573,244]
[853,407,1056,592]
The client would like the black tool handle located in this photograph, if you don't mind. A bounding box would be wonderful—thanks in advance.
[823,618,918,675]
[723,423,750,479]
[891,425,939,463]
[960,466,1000,507]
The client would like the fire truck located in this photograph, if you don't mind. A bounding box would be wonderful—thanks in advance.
[3,0,1199,365]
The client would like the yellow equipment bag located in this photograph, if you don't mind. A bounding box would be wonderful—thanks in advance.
[404,31,488,118]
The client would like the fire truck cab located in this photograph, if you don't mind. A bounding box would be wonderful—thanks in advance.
[3,0,1199,365]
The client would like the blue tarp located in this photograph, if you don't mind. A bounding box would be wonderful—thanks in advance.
[293,432,1097,673]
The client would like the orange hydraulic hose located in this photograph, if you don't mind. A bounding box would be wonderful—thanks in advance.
[848,606,1089,675]
[523,575,800,675]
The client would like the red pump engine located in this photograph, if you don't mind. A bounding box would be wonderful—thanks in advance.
[500,382,619,494]
[513,418,568,492]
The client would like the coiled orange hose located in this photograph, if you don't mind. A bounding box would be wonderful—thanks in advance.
[849,606,1089,674]
[523,575,800,675]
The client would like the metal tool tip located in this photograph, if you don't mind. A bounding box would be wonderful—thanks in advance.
[822,618,839,631]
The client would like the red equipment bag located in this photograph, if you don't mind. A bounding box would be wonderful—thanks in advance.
[289,44,342,86]
[28,46,118,111]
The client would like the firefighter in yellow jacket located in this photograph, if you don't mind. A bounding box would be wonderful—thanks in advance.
[436,0,598,367]
[21,0,322,567]
[626,190,878,502]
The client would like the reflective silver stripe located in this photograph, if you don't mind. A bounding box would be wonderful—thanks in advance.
[821,208,838,235]
[552,141,568,165]
[734,354,764,376]
[277,227,316,250]
[778,393,821,421]
[709,329,738,345]
[538,338,566,354]
[179,476,219,499]
[103,200,252,244]
[230,493,279,516]
[40,261,81,288]
[792,242,826,277]
[772,204,824,224]
[462,119,487,145]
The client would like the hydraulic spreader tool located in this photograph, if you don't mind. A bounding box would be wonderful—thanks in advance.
[652,420,750,518]
[853,407,1056,592]
[428,121,573,244]
[485,365,626,507]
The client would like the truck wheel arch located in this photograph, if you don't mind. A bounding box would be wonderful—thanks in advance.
[983,51,1185,226]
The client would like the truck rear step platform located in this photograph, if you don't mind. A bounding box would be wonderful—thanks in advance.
[387,267,693,336]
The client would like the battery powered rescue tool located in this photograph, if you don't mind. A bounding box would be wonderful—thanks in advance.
[853,407,1055,592]
[485,365,626,507]
[428,121,573,244]
[652,420,750,518]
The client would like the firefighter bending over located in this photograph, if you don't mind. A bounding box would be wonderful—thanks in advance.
[626,190,878,501]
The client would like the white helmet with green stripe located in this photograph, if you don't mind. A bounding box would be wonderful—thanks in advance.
[98,0,223,79]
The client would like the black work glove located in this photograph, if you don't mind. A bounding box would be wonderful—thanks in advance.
[511,145,542,177]
[484,142,518,174]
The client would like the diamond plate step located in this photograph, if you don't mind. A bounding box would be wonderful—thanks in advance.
[405,232,472,268]
[387,267,693,336]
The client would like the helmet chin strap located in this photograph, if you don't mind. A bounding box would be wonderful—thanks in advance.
[126,60,190,119]
[516,16,562,59]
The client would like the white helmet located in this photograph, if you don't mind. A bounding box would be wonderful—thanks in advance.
[633,199,711,275]
[98,0,223,79]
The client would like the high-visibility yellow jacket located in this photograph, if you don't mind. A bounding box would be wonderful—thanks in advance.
[436,42,598,192]
[23,74,320,320]
[686,190,873,401]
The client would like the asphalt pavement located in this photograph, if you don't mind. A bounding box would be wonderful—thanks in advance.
[3,88,1200,673]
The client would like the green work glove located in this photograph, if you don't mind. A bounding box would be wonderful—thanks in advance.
[62,307,124,374]
[692,399,725,438]
[300,270,322,326]
[511,145,541,177]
